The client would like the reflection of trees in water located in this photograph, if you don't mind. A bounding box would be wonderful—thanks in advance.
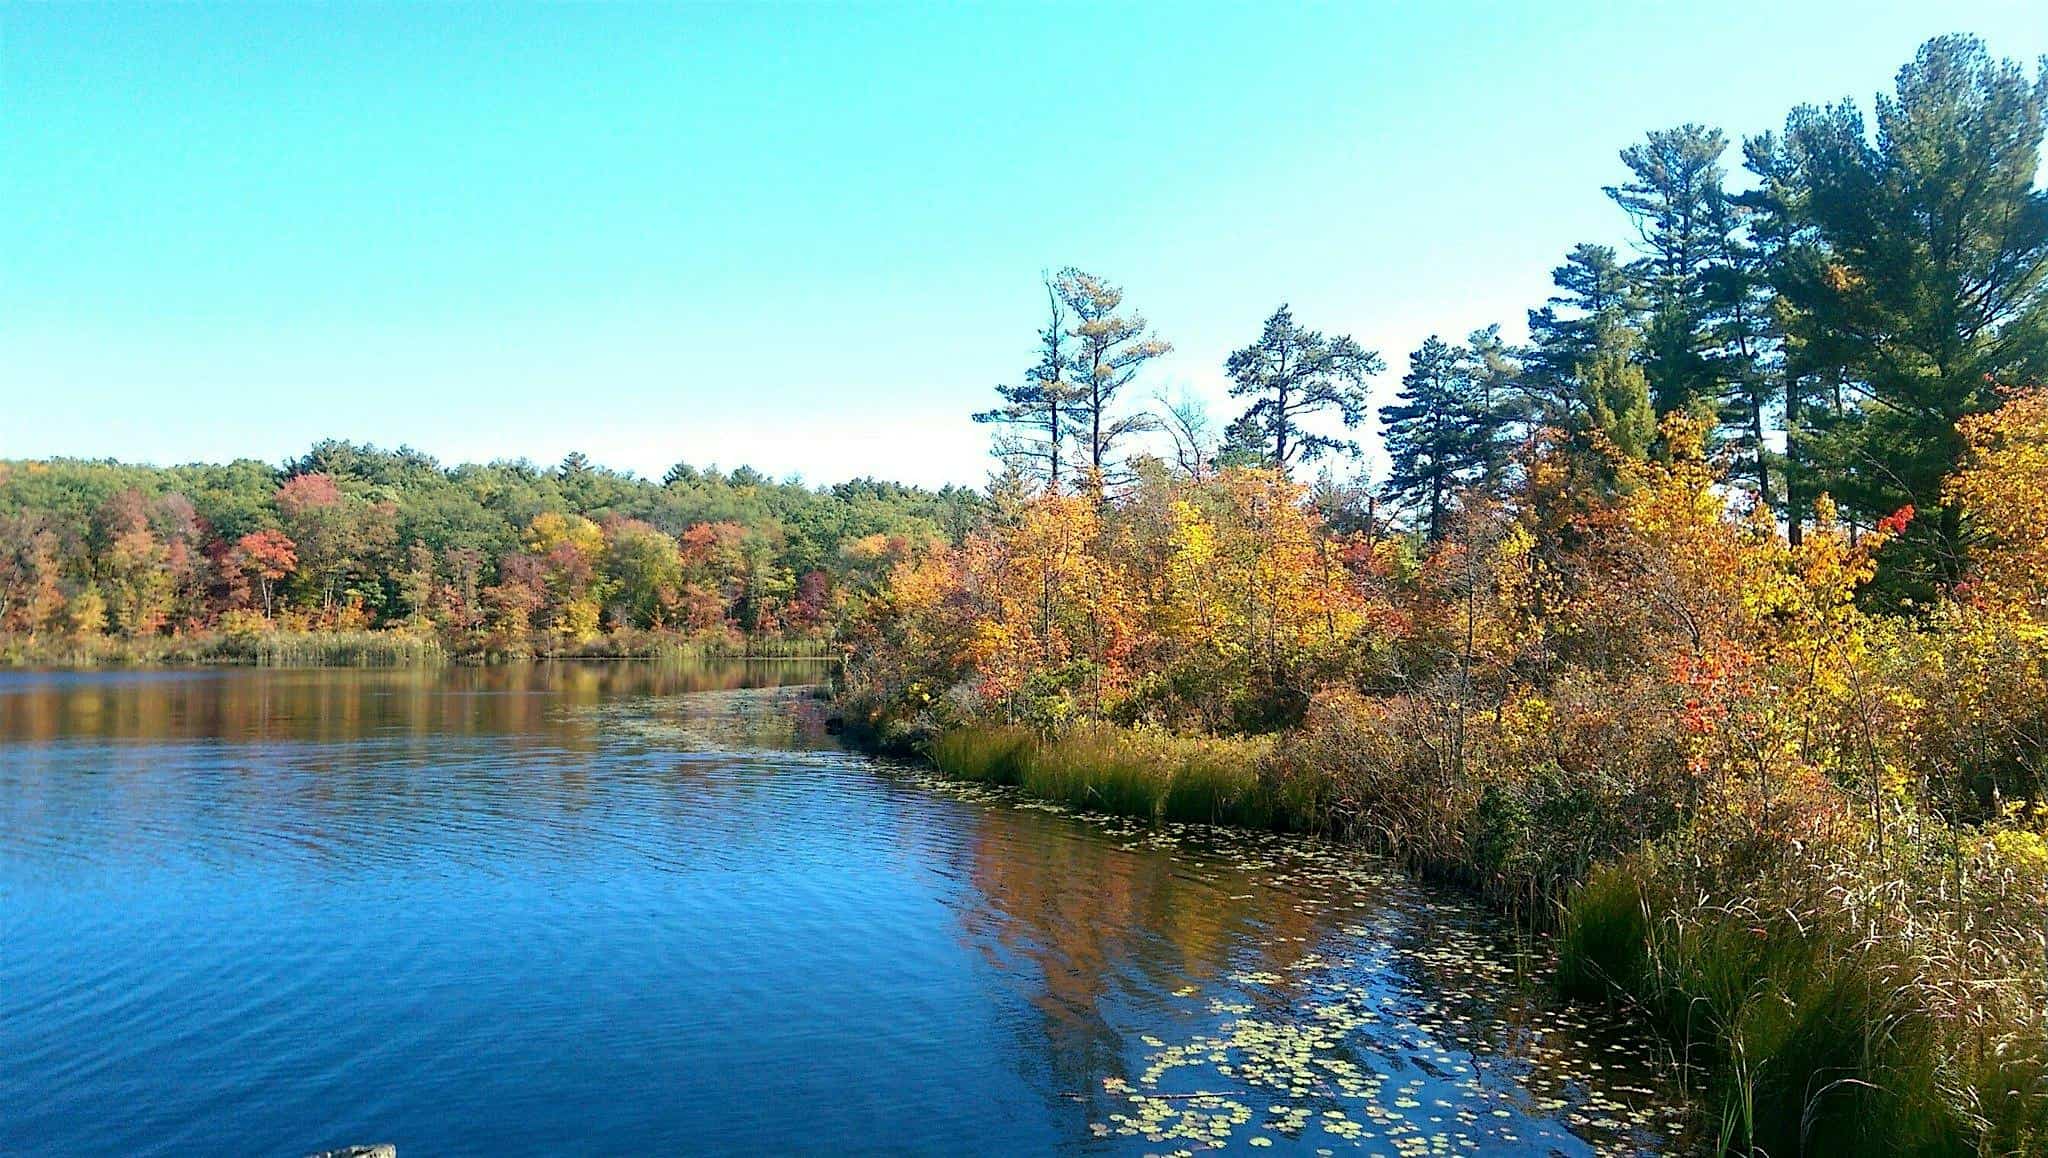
[576,685,840,754]
[0,659,833,744]
[935,802,1685,1151]
[946,806,1381,1124]
[1367,900,1682,1142]
[0,663,839,873]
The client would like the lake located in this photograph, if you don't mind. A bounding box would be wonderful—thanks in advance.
[0,662,1689,1155]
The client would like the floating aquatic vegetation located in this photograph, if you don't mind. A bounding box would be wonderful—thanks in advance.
[878,751,1694,1155]
[586,689,1693,1153]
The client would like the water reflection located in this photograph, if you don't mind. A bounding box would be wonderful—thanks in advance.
[0,665,1687,1156]
[0,658,832,745]
[925,783,1688,1154]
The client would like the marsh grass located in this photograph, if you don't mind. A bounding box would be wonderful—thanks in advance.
[537,630,837,660]
[2,630,446,668]
[1561,851,2048,1156]
[928,723,1278,827]
[228,630,445,667]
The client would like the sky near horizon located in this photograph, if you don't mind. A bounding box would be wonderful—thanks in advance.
[5,3,2046,489]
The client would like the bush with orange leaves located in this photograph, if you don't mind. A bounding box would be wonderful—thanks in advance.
[840,467,1374,743]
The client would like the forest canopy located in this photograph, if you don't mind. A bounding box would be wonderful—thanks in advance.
[0,441,980,657]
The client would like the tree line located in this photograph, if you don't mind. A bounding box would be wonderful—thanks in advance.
[0,440,980,656]
[978,35,2047,608]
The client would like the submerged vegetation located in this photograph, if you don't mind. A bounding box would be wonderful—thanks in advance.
[842,37,2048,1157]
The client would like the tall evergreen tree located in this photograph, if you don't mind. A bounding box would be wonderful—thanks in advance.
[1380,336,1491,541]
[1580,344,1657,465]
[975,275,1077,493]
[1524,244,1646,431]
[1710,175,1785,518]
[1464,323,1530,484]
[1521,243,1659,489]
[1221,305,1383,473]
[1770,35,2048,596]
[1740,125,1851,544]
[1055,268,1170,492]
[1605,125,1735,421]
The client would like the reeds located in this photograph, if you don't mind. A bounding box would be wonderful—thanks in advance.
[0,629,446,667]
[1560,846,2048,1155]
[928,723,1278,827]
[526,630,837,661]
[225,630,445,667]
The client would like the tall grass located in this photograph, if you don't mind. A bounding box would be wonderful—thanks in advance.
[229,631,445,667]
[928,723,1279,827]
[0,629,445,668]
[1561,848,2048,1156]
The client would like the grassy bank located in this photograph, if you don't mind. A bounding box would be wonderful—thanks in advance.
[1558,843,2048,1155]
[1,630,447,668]
[928,723,1281,827]
[908,719,2047,1156]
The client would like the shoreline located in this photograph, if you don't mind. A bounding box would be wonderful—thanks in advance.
[0,630,841,670]
[859,715,2043,1156]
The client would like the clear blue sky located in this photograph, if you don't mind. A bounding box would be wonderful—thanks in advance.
[5,3,2045,488]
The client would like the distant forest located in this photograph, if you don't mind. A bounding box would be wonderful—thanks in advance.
[0,442,980,658]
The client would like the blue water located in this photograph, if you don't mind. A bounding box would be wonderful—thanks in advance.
[0,664,1687,1155]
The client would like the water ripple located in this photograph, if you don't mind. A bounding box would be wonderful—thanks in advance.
[0,664,1690,1156]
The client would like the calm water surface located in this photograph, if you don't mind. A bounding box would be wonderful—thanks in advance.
[0,663,1689,1155]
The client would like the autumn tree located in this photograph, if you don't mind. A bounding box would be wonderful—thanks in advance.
[523,511,610,642]
[438,547,487,642]
[67,583,107,640]
[233,530,297,617]
[605,518,684,628]
[398,542,439,630]
[0,514,68,637]
[95,491,175,637]
[275,473,398,618]
[1949,389,2048,620]
[676,521,751,630]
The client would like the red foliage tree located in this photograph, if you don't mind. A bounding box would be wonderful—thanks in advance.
[234,530,298,617]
